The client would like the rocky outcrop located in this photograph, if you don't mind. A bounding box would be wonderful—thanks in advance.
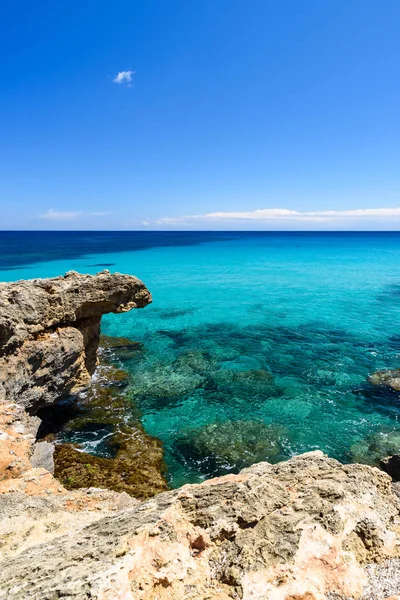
[0,270,151,412]
[1,451,400,599]
[368,370,400,392]
[0,271,159,491]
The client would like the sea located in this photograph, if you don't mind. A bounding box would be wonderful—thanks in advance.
[2,230,400,487]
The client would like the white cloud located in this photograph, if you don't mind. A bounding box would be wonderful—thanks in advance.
[156,207,400,226]
[40,210,81,221]
[39,210,111,222]
[112,70,135,85]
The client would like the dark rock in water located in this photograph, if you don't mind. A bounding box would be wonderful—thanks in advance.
[350,430,400,466]
[174,420,286,477]
[380,455,400,481]
[54,432,167,499]
[99,334,144,362]
[45,359,168,498]
[86,263,115,267]
[100,334,144,351]
[368,369,400,392]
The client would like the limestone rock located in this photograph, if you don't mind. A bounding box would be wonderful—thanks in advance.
[368,370,400,392]
[0,270,151,412]
[0,270,156,494]
[1,452,400,599]
[29,441,55,473]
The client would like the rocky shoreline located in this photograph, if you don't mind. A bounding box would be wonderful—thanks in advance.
[1,271,400,599]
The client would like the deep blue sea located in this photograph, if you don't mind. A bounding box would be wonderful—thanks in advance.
[3,231,400,487]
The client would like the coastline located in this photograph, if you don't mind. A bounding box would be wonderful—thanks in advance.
[1,271,400,598]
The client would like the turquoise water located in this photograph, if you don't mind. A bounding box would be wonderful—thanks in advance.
[3,232,400,487]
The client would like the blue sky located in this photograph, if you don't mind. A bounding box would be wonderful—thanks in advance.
[1,0,400,230]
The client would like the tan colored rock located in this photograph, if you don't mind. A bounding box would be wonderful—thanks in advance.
[0,270,152,487]
[368,370,400,392]
[0,270,151,412]
[1,452,400,599]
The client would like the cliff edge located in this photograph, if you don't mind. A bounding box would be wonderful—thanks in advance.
[0,269,151,411]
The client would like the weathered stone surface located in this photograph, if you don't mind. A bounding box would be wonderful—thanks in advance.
[0,270,162,500]
[29,441,55,473]
[0,270,151,412]
[368,370,400,392]
[1,451,400,600]
[0,484,139,563]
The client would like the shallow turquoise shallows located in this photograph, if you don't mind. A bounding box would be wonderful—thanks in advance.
[3,231,400,487]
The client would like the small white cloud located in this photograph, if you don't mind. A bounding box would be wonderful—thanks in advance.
[40,210,81,222]
[39,210,111,222]
[113,70,135,85]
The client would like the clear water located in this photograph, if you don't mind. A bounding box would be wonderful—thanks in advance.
[2,231,400,487]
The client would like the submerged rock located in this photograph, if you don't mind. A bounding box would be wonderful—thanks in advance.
[350,430,400,466]
[47,361,168,499]
[174,419,286,476]
[131,363,204,400]
[54,437,166,499]
[99,334,144,361]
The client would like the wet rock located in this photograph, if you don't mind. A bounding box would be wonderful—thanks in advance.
[40,359,168,498]
[350,430,400,466]
[368,369,400,392]
[99,334,144,361]
[54,434,167,500]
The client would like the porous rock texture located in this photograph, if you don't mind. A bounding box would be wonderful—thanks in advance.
[1,451,400,599]
[368,370,400,393]
[0,270,151,411]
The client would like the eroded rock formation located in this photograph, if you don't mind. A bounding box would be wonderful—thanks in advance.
[0,270,151,411]
[0,271,166,495]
